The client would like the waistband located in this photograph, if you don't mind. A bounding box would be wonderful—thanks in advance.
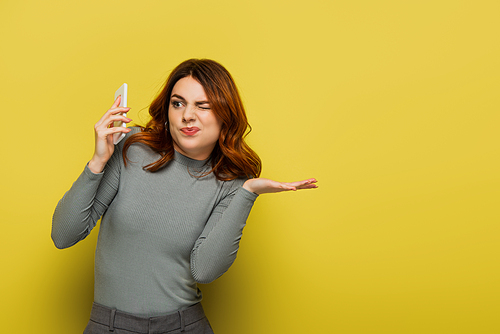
[89,302,206,333]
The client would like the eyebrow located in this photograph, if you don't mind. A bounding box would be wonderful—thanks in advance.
[171,94,210,105]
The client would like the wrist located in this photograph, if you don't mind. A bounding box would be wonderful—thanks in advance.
[88,157,107,174]
[243,179,258,194]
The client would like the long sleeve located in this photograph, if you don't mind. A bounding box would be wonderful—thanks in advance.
[51,148,122,249]
[50,137,260,315]
[190,184,258,284]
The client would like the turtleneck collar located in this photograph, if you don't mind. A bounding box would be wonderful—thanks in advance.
[173,150,211,169]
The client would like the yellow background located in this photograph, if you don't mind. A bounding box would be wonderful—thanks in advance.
[1,0,499,333]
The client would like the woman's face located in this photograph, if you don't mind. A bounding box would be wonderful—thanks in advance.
[168,76,222,160]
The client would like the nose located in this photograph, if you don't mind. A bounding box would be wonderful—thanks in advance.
[182,106,196,123]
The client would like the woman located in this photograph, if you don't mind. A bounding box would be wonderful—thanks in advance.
[52,59,317,333]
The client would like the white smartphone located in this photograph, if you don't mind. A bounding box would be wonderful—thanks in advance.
[113,83,128,145]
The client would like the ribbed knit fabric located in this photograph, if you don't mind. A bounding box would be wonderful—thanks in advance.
[52,127,258,316]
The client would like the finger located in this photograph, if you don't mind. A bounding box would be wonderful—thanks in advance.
[108,106,131,115]
[97,126,132,138]
[103,115,132,128]
[96,112,132,129]
[284,178,318,187]
[95,106,130,127]
[112,95,122,109]
[299,178,317,184]
[99,107,131,125]
[296,183,318,190]
[96,120,132,134]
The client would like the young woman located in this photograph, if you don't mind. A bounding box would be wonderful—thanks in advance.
[52,59,317,333]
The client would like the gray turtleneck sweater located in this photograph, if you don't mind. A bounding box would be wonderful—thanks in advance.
[52,127,258,316]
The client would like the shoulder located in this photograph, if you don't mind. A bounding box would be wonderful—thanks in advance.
[116,126,143,150]
[117,126,160,165]
[127,126,143,136]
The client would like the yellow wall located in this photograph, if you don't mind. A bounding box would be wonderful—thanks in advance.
[1,0,499,333]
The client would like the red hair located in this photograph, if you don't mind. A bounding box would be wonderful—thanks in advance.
[123,59,261,180]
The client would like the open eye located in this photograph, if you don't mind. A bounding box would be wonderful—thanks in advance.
[171,100,183,108]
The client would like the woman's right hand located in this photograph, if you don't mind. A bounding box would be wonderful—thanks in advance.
[88,95,132,174]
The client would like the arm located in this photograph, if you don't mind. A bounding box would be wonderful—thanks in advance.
[51,96,132,249]
[189,177,318,283]
[190,184,258,284]
[51,149,122,249]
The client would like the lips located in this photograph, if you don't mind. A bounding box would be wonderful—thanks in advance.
[180,127,200,136]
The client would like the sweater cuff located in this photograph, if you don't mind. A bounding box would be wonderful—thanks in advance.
[238,186,259,201]
[84,162,105,179]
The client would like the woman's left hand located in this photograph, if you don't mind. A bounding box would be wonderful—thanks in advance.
[243,178,318,195]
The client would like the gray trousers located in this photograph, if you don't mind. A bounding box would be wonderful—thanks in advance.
[83,302,214,334]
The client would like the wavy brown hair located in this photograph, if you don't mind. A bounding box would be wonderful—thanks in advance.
[122,59,261,180]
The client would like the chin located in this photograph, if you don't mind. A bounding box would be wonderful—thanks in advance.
[178,142,202,152]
